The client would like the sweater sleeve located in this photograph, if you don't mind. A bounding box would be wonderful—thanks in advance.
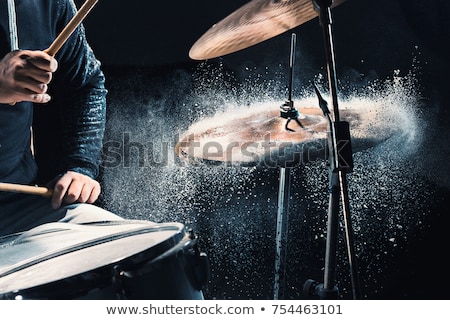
[50,0,108,179]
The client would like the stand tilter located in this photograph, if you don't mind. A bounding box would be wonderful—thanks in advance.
[280,33,306,133]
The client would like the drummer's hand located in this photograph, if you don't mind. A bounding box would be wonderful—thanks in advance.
[50,171,101,209]
[0,50,58,104]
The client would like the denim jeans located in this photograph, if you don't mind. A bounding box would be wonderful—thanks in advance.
[0,193,123,237]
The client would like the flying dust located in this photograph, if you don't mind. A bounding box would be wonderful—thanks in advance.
[99,58,442,299]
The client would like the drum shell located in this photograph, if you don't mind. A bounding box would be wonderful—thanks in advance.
[83,235,205,300]
[0,221,207,300]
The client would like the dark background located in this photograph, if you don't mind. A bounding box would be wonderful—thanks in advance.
[74,0,450,300]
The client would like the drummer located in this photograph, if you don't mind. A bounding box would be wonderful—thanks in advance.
[0,0,122,237]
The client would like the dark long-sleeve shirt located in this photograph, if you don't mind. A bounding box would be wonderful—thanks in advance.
[0,0,107,198]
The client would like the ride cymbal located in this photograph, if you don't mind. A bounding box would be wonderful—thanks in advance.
[189,0,346,60]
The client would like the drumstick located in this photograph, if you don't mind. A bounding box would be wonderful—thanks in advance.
[45,0,99,56]
[0,183,53,198]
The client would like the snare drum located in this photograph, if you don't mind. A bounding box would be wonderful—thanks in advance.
[0,220,209,300]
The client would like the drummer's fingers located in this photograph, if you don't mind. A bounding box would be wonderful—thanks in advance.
[13,73,50,94]
[51,174,72,209]
[75,180,101,204]
[8,86,51,104]
[13,58,54,89]
[55,172,101,207]
[63,181,84,205]
[86,182,101,204]
[25,51,58,73]
[13,51,57,83]
[23,65,54,85]
[1,51,53,104]
[10,66,53,104]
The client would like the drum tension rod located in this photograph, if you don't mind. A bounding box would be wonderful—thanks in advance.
[112,265,129,299]
[188,230,210,291]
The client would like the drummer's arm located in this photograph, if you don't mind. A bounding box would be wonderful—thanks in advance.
[48,1,107,209]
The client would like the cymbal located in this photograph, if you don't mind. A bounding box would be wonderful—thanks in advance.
[175,102,386,168]
[189,0,346,60]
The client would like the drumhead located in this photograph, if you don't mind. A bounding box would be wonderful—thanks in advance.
[0,220,185,297]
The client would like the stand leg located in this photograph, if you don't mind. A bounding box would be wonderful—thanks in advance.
[274,166,291,300]
[339,171,361,299]
[323,171,340,293]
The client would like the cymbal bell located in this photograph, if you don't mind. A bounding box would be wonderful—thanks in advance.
[189,0,346,60]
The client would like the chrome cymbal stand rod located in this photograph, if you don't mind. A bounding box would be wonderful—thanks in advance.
[304,0,361,300]
[288,33,296,102]
[274,34,297,300]
[274,166,292,300]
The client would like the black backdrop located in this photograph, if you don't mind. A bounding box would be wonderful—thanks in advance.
[71,0,450,299]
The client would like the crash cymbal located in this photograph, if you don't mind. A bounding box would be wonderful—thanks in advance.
[189,0,346,60]
[175,102,387,168]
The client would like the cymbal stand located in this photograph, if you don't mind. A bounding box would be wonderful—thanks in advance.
[273,33,299,300]
[303,0,361,299]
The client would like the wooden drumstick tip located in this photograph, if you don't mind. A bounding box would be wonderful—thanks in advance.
[45,0,99,57]
[0,182,53,198]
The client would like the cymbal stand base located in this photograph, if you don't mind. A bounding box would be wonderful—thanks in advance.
[304,279,339,300]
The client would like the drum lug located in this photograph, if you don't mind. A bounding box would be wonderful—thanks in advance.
[192,252,210,291]
[189,230,210,291]
[112,265,129,299]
